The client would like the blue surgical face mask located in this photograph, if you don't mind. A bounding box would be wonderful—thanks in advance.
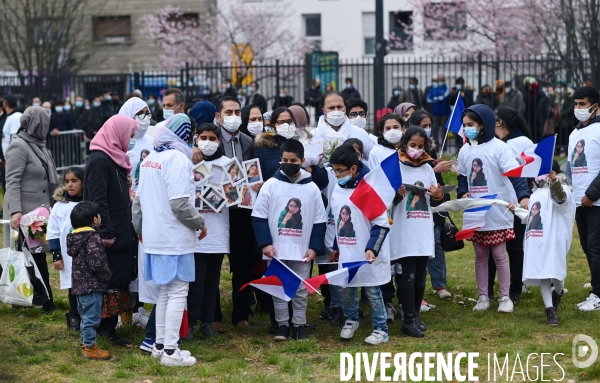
[147,98,155,106]
[345,83,351,89]
[203,89,211,95]
[432,82,438,88]
[456,84,462,90]
[55,106,64,113]
[75,101,83,108]
[409,84,416,90]
[337,174,352,186]
[279,93,286,98]
[163,109,175,120]
[393,90,400,96]
[93,102,101,107]
[64,105,71,111]
[247,86,254,94]
[424,128,432,138]
[106,95,112,101]
[464,127,479,139]
[128,138,136,151]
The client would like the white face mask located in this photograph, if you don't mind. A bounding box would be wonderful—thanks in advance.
[384,128,403,144]
[247,122,264,136]
[134,115,151,138]
[325,111,346,127]
[574,105,597,122]
[197,140,219,156]
[221,115,242,132]
[349,117,367,129]
[276,123,296,139]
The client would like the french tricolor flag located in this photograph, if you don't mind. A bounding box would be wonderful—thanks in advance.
[456,194,497,240]
[304,261,369,293]
[445,93,466,143]
[350,153,402,221]
[503,135,556,177]
[239,258,302,301]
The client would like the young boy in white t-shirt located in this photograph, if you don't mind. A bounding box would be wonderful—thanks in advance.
[252,140,328,341]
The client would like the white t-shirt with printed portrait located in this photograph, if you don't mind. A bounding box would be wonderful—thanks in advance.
[252,174,328,261]
[568,122,600,207]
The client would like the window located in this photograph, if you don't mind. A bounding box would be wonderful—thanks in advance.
[389,11,412,50]
[362,12,375,55]
[93,16,131,43]
[423,2,466,41]
[303,14,321,37]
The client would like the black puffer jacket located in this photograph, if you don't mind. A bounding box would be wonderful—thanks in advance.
[67,228,112,296]
[84,150,134,288]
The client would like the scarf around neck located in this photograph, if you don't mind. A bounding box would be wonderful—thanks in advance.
[90,115,137,172]
[316,115,352,147]
[154,114,192,159]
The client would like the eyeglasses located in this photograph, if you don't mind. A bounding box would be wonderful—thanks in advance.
[348,111,366,118]
[276,119,294,125]
[136,111,152,119]
[333,167,349,176]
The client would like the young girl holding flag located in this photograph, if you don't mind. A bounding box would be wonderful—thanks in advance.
[457,105,530,313]
[390,127,444,337]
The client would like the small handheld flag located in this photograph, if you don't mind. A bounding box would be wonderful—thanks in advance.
[350,153,402,221]
[239,258,303,301]
[440,93,466,153]
[503,135,556,177]
[303,261,369,293]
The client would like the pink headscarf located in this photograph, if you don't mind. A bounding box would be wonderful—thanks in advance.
[289,105,309,128]
[90,115,137,172]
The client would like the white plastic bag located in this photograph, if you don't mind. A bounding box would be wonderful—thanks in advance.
[0,248,36,306]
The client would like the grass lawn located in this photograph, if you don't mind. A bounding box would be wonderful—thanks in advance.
[1,173,600,382]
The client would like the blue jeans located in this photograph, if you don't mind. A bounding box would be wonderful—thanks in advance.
[427,226,447,289]
[330,285,342,309]
[77,292,103,347]
[341,286,387,330]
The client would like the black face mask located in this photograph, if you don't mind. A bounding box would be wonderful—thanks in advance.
[280,163,301,177]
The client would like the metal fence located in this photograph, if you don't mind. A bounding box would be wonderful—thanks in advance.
[46,130,87,171]
[1,54,593,153]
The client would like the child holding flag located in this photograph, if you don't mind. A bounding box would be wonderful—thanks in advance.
[252,140,327,341]
[390,127,444,338]
[457,105,530,313]
[329,145,391,345]
[518,161,574,325]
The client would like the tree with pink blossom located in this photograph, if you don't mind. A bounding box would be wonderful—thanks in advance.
[139,0,310,86]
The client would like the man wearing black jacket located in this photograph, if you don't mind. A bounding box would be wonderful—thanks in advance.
[244,81,267,112]
[305,78,322,124]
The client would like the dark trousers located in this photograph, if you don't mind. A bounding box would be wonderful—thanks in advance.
[381,260,401,305]
[488,216,525,298]
[68,289,79,316]
[96,315,118,338]
[214,290,223,322]
[229,209,257,325]
[31,252,53,307]
[187,253,224,328]
[576,206,600,297]
[397,256,428,315]
[145,305,156,339]
[318,263,335,307]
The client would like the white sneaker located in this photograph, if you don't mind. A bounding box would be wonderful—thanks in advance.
[473,295,490,311]
[435,289,452,299]
[340,320,359,340]
[578,293,600,312]
[364,329,389,345]
[498,296,514,313]
[133,307,149,328]
[584,283,592,289]
[151,344,192,359]
[160,348,197,367]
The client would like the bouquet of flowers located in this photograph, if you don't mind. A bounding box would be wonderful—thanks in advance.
[19,204,51,254]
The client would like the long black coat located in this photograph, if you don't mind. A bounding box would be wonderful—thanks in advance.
[84,150,134,289]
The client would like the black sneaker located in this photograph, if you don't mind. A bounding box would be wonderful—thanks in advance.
[292,325,308,340]
[319,307,332,319]
[552,289,564,310]
[330,307,344,326]
[274,325,290,341]
[43,301,56,315]
[199,323,217,338]
[510,293,521,305]
[268,321,278,334]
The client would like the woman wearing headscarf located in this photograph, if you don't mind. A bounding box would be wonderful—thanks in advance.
[289,104,313,143]
[394,102,418,122]
[4,107,59,313]
[120,97,152,192]
[84,115,137,343]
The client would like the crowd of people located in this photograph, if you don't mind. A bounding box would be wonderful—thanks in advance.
[1,79,599,367]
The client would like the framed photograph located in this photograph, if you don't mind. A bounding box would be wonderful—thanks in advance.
[209,163,226,186]
[201,186,226,213]
[242,159,263,185]
[194,187,204,209]
[223,158,246,185]
[192,161,211,186]
[221,181,241,206]
[238,183,256,210]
